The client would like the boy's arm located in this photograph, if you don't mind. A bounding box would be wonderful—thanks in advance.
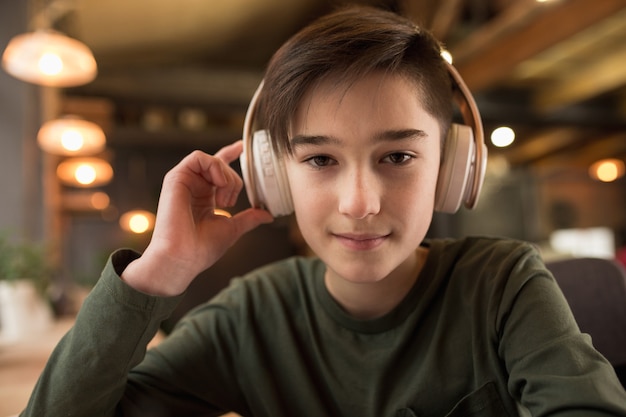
[19,249,184,417]
[498,257,626,416]
[20,143,271,416]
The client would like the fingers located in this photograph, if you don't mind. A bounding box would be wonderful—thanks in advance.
[170,149,242,208]
[214,140,243,164]
[196,142,245,207]
[230,208,274,237]
[162,144,254,219]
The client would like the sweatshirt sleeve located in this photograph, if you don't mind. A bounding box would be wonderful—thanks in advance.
[497,245,626,416]
[19,249,184,417]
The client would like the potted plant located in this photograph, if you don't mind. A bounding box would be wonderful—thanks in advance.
[0,235,54,343]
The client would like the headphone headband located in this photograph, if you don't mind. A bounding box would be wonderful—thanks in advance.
[445,61,486,209]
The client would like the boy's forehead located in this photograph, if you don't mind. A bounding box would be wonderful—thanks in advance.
[288,71,440,143]
[291,72,426,126]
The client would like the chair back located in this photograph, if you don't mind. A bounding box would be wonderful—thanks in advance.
[546,257,626,387]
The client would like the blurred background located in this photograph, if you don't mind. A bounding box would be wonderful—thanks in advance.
[1,0,625,323]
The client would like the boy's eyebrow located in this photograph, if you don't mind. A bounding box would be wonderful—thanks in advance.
[373,128,428,142]
[290,129,428,148]
[290,134,339,148]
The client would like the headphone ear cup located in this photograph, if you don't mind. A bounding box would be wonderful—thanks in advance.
[435,123,475,213]
[248,130,294,217]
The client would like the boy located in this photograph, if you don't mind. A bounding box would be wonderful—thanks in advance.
[21,5,626,417]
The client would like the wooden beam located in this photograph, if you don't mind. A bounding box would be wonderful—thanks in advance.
[427,0,465,40]
[450,0,545,65]
[400,1,439,29]
[401,0,465,43]
[532,132,626,168]
[451,0,626,92]
[399,0,467,40]
[535,45,626,112]
[69,67,263,107]
[500,127,586,166]
[512,8,626,80]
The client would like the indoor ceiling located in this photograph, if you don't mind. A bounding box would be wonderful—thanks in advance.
[52,0,626,171]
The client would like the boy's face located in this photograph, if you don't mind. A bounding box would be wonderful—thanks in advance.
[284,71,442,286]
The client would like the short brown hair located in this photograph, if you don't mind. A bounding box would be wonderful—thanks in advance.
[258,5,454,155]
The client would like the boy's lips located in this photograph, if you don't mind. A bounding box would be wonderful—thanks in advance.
[332,232,390,250]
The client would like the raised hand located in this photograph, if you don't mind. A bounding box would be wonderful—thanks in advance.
[121,141,274,296]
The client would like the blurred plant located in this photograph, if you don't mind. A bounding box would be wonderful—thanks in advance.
[0,234,52,295]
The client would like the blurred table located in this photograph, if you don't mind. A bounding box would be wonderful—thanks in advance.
[0,319,240,417]
[0,317,74,417]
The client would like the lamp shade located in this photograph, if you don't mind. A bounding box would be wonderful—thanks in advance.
[57,157,113,187]
[38,117,106,155]
[2,30,97,87]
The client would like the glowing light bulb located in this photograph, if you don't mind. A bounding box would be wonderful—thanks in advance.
[119,210,156,234]
[128,213,150,233]
[61,128,85,151]
[38,52,63,76]
[597,163,618,182]
[590,159,625,182]
[491,126,515,147]
[74,163,97,185]
[57,157,113,187]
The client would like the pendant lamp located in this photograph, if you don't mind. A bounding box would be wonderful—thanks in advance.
[57,157,113,188]
[38,116,106,156]
[2,30,97,87]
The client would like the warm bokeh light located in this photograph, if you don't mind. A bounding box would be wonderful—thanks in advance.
[38,52,63,75]
[90,192,110,210]
[61,129,84,151]
[213,209,232,218]
[56,157,113,187]
[38,117,106,155]
[490,126,515,147]
[61,191,111,212]
[120,210,156,234]
[1,30,97,87]
[589,159,625,182]
[75,164,97,185]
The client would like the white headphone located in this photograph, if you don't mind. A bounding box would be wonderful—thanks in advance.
[241,62,487,217]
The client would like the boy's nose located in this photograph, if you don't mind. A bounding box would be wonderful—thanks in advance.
[337,169,381,219]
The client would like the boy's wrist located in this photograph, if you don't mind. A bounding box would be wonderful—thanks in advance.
[119,248,191,297]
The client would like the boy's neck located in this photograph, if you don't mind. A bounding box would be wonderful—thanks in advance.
[324,246,429,320]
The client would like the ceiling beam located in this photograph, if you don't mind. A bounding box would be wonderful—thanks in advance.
[68,68,263,107]
[535,45,626,112]
[532,132,626,168]
[451,0,626,92]
[401,0,464,39]
[499,127,588,166]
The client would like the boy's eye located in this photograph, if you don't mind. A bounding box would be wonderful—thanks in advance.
[304,155,334,168]
[382,152,413,165]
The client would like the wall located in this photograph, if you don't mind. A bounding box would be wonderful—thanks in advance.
[0,0,45,242]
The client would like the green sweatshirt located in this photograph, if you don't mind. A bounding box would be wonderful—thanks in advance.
[21,237,626,416]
